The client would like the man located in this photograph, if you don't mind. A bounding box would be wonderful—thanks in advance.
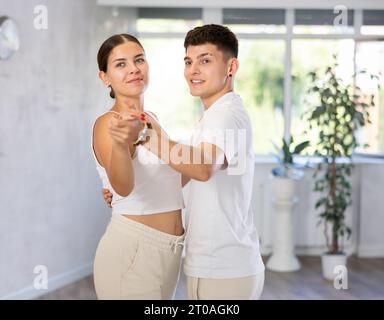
[103,24,265,299]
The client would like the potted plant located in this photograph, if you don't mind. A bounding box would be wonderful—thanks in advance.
[305,57,376,280]
[271,136,310,201]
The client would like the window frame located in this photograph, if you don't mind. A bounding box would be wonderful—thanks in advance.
[133,8,384,156]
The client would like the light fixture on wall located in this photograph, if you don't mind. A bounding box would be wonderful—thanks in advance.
[0,16,20,60]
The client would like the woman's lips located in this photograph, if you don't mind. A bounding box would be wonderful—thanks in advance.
[126,78,143,85]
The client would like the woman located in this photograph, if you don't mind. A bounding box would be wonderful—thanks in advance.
[92,34,184,300]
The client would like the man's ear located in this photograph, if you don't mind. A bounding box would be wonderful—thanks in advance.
[228,58,239,77]
[99,71,109,86]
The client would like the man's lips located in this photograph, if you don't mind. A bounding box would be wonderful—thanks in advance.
[190,79,205,84]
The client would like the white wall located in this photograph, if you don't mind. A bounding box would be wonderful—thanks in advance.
[0,0,140,299]
[358,164,384,257]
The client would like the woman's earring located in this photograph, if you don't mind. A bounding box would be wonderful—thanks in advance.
[229,74,232,78]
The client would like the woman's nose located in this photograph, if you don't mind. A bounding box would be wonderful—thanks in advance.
[128,63,140,74]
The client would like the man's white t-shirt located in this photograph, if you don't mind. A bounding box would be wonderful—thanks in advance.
[183,92,265,279]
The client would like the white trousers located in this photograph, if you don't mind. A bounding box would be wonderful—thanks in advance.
[93,214,185,300]
[187,272,265,300]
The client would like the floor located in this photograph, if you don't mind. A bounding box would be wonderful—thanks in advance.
[36,256,384,300]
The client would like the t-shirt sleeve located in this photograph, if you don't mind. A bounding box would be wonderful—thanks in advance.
[195,108,241,165]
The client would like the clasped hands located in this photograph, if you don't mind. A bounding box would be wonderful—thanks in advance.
[108,110,166,149]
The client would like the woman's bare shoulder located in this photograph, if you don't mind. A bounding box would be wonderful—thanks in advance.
[94,111,116,130]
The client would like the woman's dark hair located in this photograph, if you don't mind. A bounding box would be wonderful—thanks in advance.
[184,24,238,60]
[97,34,144,99]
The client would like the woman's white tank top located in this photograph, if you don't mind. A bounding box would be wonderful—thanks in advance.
[92,111,183,215]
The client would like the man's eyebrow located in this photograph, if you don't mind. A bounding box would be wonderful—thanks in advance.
[184,53,213,61]
[197,53,213,59]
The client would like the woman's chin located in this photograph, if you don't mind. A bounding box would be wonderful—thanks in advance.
[119,89,146,98]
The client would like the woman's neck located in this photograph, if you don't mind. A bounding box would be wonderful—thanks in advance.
[113,95,144,113]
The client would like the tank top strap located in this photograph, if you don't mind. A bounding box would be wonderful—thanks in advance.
[107,110,120,116]
[145,110,157,119]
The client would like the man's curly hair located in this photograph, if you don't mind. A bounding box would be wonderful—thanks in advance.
[184,24,238,60]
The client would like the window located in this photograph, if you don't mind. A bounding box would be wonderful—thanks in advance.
[361,10,384,35]
[291,39,355,154]
[137,8,203,141]
[140,38,201,141]
[224,9,286,153]
[355,41,384,155]
[294,9,354,34]
[133,7,384,156]
[224,9,286,34]
[236,40,285,153]
[137,8,202,33]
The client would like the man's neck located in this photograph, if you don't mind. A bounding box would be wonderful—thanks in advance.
[201,88,234,110]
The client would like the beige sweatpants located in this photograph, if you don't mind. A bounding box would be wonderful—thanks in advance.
[93,214,185,300]
[187,272,265,300]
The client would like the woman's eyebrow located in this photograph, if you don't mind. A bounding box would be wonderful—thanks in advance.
[112,54,144,63]
[112,58,126,63]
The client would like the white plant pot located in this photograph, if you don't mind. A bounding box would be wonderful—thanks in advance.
[321,253,347,280]
[271,176,296,201]
[267,175,302,272]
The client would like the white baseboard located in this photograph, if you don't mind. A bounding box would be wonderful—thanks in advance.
[261,245,356,256]
[357,245,384,257]
[0,263,93,300]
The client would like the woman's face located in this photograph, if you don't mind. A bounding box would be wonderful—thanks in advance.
[103,41,149,98]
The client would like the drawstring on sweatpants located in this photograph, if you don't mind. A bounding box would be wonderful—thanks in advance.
[171,236,185,254]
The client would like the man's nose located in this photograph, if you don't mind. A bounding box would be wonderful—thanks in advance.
[189,62,200,75]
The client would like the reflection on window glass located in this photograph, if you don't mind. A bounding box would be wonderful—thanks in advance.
[291,40,355,154]
[140,38,201,142]
[362,10,384,36]
[137,19,203,33]
[137,7,202,33]
[355,41,384,155]
[225,24,286,34]
[236,40,285,154]
[294,9,354,34]
[224,8,286,34]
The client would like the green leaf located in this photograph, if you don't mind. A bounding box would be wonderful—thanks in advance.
[282,138,292,164]
[293,141,310,155]
[311,105,326,119]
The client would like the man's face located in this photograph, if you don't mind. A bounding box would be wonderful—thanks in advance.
[184,43,230,106]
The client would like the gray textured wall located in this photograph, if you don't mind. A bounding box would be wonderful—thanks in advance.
[0,0,135,298]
